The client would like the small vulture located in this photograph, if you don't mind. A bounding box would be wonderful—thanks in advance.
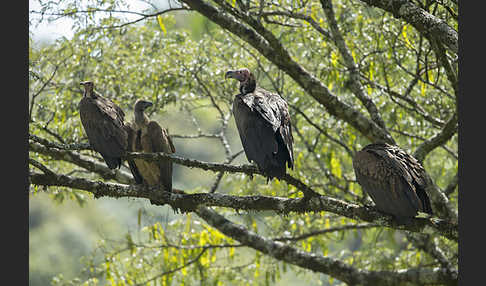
[225,68,294,180]
[352,143,433,224]
[129,99,175,195]
[79,81,129,169]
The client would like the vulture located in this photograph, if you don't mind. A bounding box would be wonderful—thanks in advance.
[129,99,175,195]
[225,68,294,180]
[352,143,433,224]
[79,81,130,169]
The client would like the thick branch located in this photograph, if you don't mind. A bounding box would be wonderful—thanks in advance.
[30,134,91,151]
[124,151,321,198]
[29,135,457,240]
[29,141,134,184]
[358,0,458,54]
[195,206,457,285]
[28,171,458,241]
[30,135,319,197]
[180,0,395,144]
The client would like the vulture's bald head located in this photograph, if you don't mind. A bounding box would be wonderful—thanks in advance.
[225,68,252,82]
[134,99,153,112]
[225,68,256,94]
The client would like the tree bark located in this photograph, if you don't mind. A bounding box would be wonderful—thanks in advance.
[358,0,458,54]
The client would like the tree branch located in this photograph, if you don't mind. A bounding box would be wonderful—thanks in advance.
[28,171,458,241]
[29,140,134,184]
[195,206,457,285]
[358,0,458,54]
[414,112,457,163]
[180,0,395,144]
[272,223,380,242]
[443,172,458,197]
[321,0,389,133]
[135,249,207,286]
[406,233,456,277]
[31,7,191,31]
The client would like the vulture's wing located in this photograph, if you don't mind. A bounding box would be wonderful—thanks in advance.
[372,145,432,214]
[233,94,278,162]
[269,93,294,169]
[353,144,428,219]
[124,123,143,184]
[147,121,173,192]
[251,92,280,132]
[97,95,125,122]
[233,91,291,178]
[79,97,127,169]
[253,89,294,170]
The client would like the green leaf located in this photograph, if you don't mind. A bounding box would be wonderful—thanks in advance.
[401,25,413,49]
[157,15,167,35]
[330,152,342,179]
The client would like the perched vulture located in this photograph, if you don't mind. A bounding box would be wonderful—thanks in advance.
[225,68,294,180]
[352,143,433,224]
[79,81,129,169]
[129,99,175,194]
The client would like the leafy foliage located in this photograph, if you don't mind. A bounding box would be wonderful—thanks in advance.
[29,0,458,285]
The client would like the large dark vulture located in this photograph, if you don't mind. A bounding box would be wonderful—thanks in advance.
[129,99,175,195]
[225,68,294,180]
[352,143,433,224]
[79,81,129,169]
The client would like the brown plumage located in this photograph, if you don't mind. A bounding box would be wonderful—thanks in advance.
[79,81,128,169]
[129,99,175,195]
[225,68,294,180]
[352,143,432,224]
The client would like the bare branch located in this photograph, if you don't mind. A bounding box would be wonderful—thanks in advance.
[29,140,134,184]
[135,249,207,286]
[443,172,458,197]
[195,206,457,285]
[29,63,60,122]
[321,0,389,133]
[414,113,457,163]
[30,7,191,31]
[358,0,458,54]
[29,158,56,177]
[125,150,321,197]
[406,233,456,276]
[29,171,458,241]
[30,134,91,151]
[258,10,333,39]
[273,223,380,242]
[291,105,354,158]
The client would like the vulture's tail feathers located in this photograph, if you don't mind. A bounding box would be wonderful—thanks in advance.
[102,155,122,169]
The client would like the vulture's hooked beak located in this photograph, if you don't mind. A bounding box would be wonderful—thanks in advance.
[225,70,236,80]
